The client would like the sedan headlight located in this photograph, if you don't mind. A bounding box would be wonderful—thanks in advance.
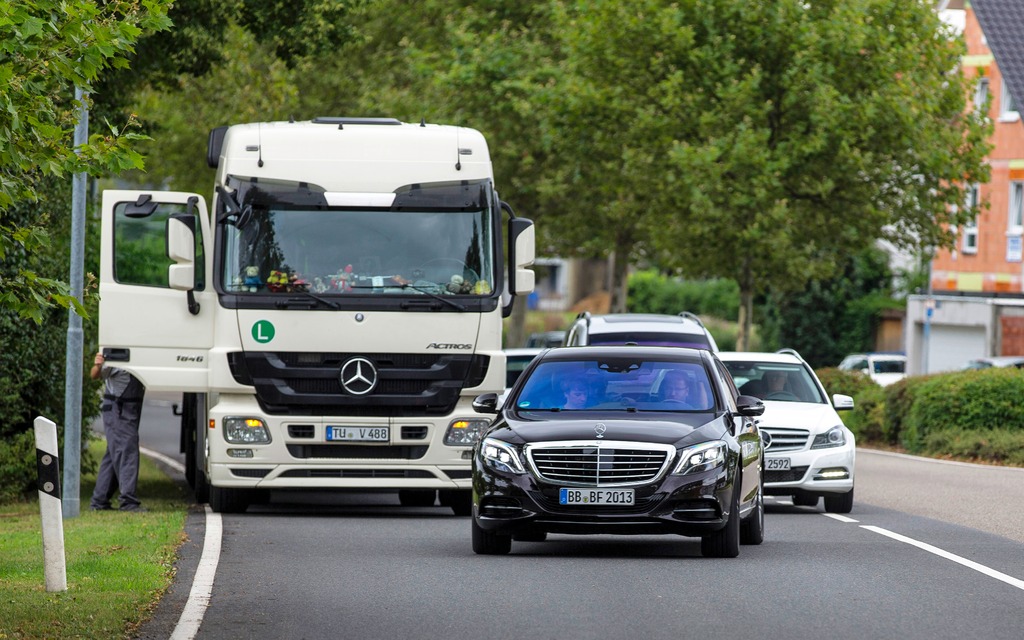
[672,440,727,475]
[444,418,491,446]
[223,417,271,444]
[480,437,525,474]
[811,426,846,449]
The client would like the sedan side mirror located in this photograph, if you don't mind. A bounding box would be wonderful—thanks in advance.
[832,394,855,411]
[736,395,766,417]
[473,393,500,414]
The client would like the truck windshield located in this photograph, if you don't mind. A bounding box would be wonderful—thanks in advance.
[219,188,496,298]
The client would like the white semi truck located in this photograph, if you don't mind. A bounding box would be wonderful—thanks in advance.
[98,117,535,513]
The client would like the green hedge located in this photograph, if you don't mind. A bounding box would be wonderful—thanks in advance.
[903,368,1024,451]
[812,367,1024,466]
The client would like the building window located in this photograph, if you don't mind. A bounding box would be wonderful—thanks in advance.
[1000,79,1019,121]
[962,183,979,254]
[974,77,990,113]
[1010,181,1024,235]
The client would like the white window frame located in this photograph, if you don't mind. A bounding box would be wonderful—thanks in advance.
[1009,181,1024,236]
[962,183,979,254]
[974,77,990,113]
[1000,79,1019,122]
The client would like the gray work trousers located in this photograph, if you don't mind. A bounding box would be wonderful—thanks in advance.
[90,398,144,510]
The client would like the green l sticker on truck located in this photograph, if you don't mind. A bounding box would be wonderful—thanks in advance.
[252,320,275,343]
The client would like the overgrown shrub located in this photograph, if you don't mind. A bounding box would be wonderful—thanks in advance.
[628,270,739,320]
[0,176,102,503]
[903,369,1024,452]
[918,428,1024,466]
[882,374,935,445]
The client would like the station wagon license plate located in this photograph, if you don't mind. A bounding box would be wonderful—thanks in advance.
[559,488,635,506]
[765,457,791,471]
[326,426,389,442]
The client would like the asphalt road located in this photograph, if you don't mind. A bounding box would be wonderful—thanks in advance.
[128,393,1024,640]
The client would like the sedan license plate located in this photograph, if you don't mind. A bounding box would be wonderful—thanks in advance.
[326,426,389,442]
[559,488,635,506]
[765,457,791,471]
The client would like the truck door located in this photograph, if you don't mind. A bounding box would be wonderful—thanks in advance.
[99,190,215,391]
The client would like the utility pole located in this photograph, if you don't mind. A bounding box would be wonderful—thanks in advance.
[62,87,88,518]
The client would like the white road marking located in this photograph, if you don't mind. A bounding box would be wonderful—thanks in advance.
[860,525,1024,592]
[821,513,859,523]
[139,447,222,640]
[169,506,222,640]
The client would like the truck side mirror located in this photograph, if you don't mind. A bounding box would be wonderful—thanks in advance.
[503,205,535,317]
[167,210,200,315]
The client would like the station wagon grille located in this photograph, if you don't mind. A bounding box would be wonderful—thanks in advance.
[762,428,810,452]
[526,441,675,488]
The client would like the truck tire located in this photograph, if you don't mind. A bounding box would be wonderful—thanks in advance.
[398,489,437,507]
[210,486,250,514]
[439,489,472,516]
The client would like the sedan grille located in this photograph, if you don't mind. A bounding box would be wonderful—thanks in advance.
[762,427,810,452]
[526,441,676,488]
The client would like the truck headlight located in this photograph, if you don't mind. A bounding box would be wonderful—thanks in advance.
[811,426,846,449]
[444,418,491,446]
[673,440,727,475]
[223,417,271,444]
[481,437,525,474]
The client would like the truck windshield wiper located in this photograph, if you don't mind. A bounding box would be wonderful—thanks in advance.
[397,283,466,311]
[273,291,340,310]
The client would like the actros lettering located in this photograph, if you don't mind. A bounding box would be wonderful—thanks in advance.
[426,343,472,349]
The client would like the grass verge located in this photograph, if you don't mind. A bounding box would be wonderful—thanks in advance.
[0,440,188,639]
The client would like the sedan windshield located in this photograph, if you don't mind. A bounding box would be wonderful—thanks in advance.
[515,358,714,411]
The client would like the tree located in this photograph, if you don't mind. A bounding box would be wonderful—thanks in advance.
[0,0,172,322]
[530,0,990,335]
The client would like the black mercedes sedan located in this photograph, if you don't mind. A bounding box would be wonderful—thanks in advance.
[470,346,765,557]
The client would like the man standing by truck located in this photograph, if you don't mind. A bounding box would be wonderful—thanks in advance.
[89,351,147,512]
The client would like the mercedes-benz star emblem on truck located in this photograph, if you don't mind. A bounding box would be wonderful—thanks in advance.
[340,357,378,395]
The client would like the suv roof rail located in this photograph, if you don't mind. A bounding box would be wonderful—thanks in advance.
[575,311,591,326]
[678,311,705,327]
[776,347,804,360]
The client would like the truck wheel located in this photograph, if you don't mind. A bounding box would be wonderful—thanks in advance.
[439,489,472,516]
[210,486,250,514]
[398,489,437,507]
[194,469,210,505]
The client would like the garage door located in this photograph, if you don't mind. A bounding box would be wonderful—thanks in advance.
[927,325,987,372]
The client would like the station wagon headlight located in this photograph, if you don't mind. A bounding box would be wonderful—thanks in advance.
[481,437,525,474]
[811,426,846,449]
[223,417,271,444]
[673,440,727,475]
[444,418,491,446]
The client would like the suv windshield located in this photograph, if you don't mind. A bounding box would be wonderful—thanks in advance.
[515,358,715,412]
[218,177,495,297]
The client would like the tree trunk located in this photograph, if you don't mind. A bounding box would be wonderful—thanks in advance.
[737,287,754,351]
[609,240,631,313]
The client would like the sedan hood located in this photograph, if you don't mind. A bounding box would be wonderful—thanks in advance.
[758,402,841,433]
[500,412,724,446]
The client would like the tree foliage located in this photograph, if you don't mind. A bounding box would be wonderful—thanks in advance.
[0,0,172,322]
[527,0,990,335]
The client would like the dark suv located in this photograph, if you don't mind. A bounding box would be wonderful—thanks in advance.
[563,312,718,351]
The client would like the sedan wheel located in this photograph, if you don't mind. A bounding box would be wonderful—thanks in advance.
[824,487,855,514]
[471,518,512,555]
[701,487,740,558]
[740,479,764,545]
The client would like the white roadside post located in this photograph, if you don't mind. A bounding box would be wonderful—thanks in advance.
[34,416,68,592]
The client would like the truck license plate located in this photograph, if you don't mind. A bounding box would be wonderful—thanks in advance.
[326,426,389,442]
[559,488,635,506]
[765,457,791,471]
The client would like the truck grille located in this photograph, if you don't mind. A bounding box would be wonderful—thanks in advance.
[228,351,488,417]
[762,427,810,452]
[526,442,675,488]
